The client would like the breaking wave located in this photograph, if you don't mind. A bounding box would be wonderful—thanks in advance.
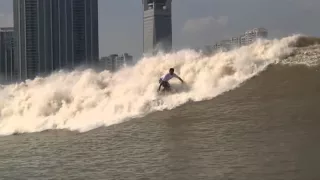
[0,34,317,136]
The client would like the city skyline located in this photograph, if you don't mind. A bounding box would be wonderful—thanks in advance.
[211,27,268,52]
[0,0,320,59]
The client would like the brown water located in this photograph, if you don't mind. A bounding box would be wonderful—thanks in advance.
[0,64,320,180]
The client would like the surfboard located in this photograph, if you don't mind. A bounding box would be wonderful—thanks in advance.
[157,88,176,96]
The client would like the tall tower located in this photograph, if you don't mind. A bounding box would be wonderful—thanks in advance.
[13,0,99,81]
[0,27,15,83]
[142,0,172,55]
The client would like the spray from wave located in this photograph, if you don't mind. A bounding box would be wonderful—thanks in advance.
[0,35,303,135]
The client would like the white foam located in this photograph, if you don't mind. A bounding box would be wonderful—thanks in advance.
[0,35,299,135]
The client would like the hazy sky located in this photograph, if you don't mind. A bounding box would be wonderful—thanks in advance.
[0,0,319,59]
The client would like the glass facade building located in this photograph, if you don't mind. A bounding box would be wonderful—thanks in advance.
[13,0,99,80]
[0,27,15,83]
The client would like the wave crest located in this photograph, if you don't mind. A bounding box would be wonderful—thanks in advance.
[0,35,302,135]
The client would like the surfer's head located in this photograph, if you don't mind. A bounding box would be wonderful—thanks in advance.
[169,68,174,74]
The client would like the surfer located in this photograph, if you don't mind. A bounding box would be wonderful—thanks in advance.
[158,68,184,92]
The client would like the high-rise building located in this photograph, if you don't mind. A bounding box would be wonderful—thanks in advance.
[241,28,268,45]
[99,53,134,72]
[115,53,133,70]
[0,27,15,83]
[100,54,118,72]
[142,0,172,55]
[13,0,99,81]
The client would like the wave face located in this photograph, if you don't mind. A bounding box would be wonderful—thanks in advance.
[0,35,307,135]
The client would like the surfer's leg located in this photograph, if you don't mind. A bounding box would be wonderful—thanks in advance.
[163,82,171,91]
[158,82,163,91]
[167,83,171,91]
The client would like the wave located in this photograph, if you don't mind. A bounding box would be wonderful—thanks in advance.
[280,36,320,66]
[290,36,320,48]
[0,35,310,135]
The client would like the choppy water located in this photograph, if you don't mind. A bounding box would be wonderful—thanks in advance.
[0,35,320,179]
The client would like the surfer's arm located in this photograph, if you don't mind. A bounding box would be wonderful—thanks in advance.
[174,74,184,83]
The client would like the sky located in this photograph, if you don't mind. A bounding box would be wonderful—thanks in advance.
[0,0,319,60]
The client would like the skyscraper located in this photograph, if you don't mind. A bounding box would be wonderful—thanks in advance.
[142,0,172,55]
[0,27,15,83]
[13,0,99,81]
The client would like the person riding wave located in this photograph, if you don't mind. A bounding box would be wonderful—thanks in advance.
[158,68,184,92]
